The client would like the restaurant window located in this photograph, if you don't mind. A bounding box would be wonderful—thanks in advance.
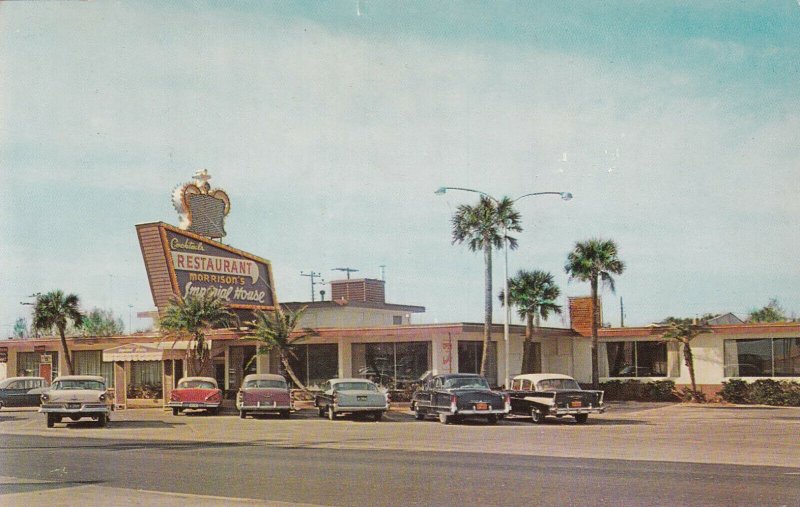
[16,351,58,379]
[128,361,163,399]
[73,350,114,387]
[457,341,498,386]
[352,341,431,390]
[283,343,338,390]
[724,338,800,377]
[604,341,667,377]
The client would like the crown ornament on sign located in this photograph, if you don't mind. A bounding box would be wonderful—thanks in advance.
[171,169,231,239]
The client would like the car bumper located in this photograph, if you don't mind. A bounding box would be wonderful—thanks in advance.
[40,405,110,414]
[167,402,221,409]
[454,408,509,415]
[239,403,292,412]
[333,404,389,413]
[550,406,606,416]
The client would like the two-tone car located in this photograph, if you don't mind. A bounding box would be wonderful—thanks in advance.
[314,378,389,421]
[0,376,49,409]
[506,373,605,424]
[39,375,111,428]
[236,373,292,419]
[411,373,510,424]
[167,376,222,415]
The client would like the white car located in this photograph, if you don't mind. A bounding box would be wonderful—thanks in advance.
[40,375,111,428]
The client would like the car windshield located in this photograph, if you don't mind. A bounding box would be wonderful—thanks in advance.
[244,379,287,389]
[444,377,490,389]
[178,380,216,389]
[334,382,377,392]
[537,378,581,391]
[52,380,105,391]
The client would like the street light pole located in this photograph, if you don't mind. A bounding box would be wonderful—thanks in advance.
[436,187,572,388]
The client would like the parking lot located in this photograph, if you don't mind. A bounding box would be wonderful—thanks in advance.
[2,401,799,469]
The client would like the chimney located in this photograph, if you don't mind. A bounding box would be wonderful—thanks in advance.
[569,296,602,336]
[331,279,385,304]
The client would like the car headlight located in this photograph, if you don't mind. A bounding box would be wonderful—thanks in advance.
[41,393,49,402]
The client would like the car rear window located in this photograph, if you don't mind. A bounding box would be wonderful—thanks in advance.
[178,381,216,389]
[537,378,581,391]
[334,382,377,392]
[444,377,490,390]
[244,380,287,389]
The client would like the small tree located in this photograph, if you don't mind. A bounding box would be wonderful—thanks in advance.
[661,317,711,400]
[32,290,84,375]
[499,270,562,373]
[248,306,318,391]
[159,293,234,376]
[749,298,787,323]
[80,308,125,337]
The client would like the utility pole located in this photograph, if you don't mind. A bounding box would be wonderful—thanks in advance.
[300,271,324,302]
[332,267,359,279]
[620,297,625,327]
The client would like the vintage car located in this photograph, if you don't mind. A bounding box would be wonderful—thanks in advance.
[167,376,222,415]
[314,378,389,421]
[411,373,510,424]
[0,376,49,409]
[39,375,111,428]
[506,373,605,424]
[236,373,292,419]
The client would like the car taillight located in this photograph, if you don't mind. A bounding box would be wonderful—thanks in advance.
[171,392,178,401]
[504,393,511,410]
[450,394,457,413]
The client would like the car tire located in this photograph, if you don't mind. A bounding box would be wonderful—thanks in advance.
[487,414,498,425]
[208,408,219,416]
[327,405,335,421]
[97,414,107,427]
[46,413,55,428]
[438,413,450,424]
[414,408,425,420]
[574,414,589,424]
[280,410,291,419]
[240,410,246,419]
[172,408,179,416]
[531,408,545,424]
[318,405,325,417]
[373,411,383,422]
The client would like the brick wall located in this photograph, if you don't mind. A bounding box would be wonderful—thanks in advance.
[569,296,601,337]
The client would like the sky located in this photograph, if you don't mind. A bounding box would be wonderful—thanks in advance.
[1,1,799,335]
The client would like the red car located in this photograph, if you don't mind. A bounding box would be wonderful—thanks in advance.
[237,374,292,419]
[168,377,222,415]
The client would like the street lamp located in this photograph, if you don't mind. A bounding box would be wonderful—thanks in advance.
[435,186,572,388]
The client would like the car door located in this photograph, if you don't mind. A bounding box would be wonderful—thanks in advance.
[4,380,28,407]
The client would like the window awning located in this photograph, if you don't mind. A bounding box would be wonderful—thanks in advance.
[102,341,205,362]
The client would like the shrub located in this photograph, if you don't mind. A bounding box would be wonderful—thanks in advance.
[718,379,749,404]
[642,380,677,401]
[749,379,786,405]
[782,382,800,407]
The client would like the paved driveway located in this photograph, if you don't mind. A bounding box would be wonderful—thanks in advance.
[1,402,798,468]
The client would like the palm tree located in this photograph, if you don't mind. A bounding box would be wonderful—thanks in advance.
[565,238,625,389]
[451,195,522,377]
[499,270,562,373]
[248,306,318,391]
[32,290,84,375]
[159,293,234,376]
[662,317,711,400]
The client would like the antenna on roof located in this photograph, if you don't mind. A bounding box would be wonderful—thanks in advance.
[379,265,386,281]
[332,267,359,279]
[300,271,324,302]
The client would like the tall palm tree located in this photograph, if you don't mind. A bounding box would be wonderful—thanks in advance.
[451,195,522,377]
[248,306,318,390]
[662,317,711,400]
[499,270,562,373]
[32,290,84,375]
[159,293,234,376]
[565,238,625,389]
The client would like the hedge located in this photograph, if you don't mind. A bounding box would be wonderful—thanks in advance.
[719,379,800,406]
